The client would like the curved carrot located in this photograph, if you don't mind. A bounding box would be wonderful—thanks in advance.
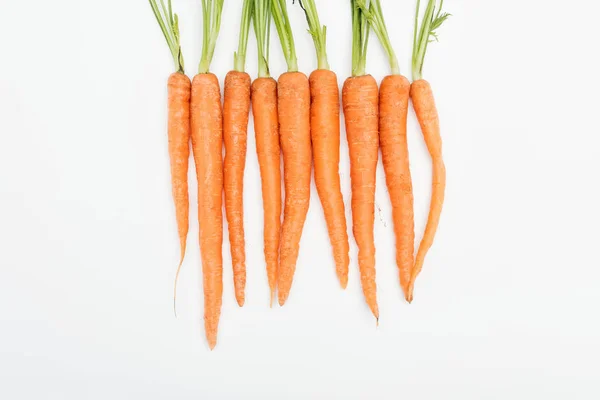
[251,77,281,306]
[223,71,251,307]
[191,73,224,350]
[407,79,445,303]
[277,71,312,306]
[379,75,414,300]
[309,70,349,288]
[167,72,191,287]
[342,74,380,320]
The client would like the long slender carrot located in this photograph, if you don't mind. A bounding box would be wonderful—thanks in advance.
[252,0,280,306]
[191,0,225,350]
[148,0,190,313]
[272,0,312,306]
[357,0,414,301]
[407,0,451,303]
[296,0,350,289]
[223,0,253,307]
[343,1,379,321]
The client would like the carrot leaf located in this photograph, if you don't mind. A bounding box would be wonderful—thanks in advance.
[199,0,225,74]
[148,0,185,73]
[234,0,254,72]
[254,0,272,78]
[272,0,298,72]
[412,0,451,81]
[295,0,329,70]
[355,0,399,75]
[351,0,370,77]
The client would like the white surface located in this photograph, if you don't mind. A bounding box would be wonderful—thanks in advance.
[1,0,600,398]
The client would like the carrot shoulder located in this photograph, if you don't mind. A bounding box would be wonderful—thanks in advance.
[379,75,414,299]
[342,74,380,320]
[252,77,281,306]
[310,69,350,289]
[277,71,312,306]
[223,71,251,307]
[191,73,224,350]
[407,79,446,303]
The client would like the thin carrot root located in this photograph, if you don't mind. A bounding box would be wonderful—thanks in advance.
[408,79,446,303]
[342,75,380,320]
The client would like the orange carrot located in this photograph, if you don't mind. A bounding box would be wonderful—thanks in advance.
[252,77,281,306]
[407,79,445,302]
[343,74,380,321]
[253,0,280,306]
[356,0,415,301]
[277,71,312,306]
[223,0,253,307]
[191,0,225,350]
[297,0,350,288]
[407,0,451,302]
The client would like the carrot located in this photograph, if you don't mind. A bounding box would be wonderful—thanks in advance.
[297,0,350,288]
[191,0,225,350]
[148,0,191,313]
[342,1,379,321]
[223,0,253,307]
[252,0,281,306]
[407,0,451,303]
[357,0,414,301]
[272,0,312,306]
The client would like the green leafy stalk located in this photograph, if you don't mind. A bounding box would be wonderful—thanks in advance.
[351,0,370,77]
[355,0,399,75]
[149,0,185,73]
[199,0,225,74]
[254,0,272,78]
[272,0,298,72]
[296,0,329,70]
[234,0,254,72]
[412,0,451,80]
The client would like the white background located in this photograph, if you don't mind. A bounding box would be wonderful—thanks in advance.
[1,0,600,398]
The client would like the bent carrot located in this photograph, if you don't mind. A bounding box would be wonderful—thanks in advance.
[191,0,225,350]
[342,1,379,320]
[357,0,414,300]
[223,0,253,307]
[407,0,451,302]
[297,0,350,289]
[253,0,281,306]
[272,0,312,306]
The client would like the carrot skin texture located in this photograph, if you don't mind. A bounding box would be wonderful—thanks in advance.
[379,75,415,301]
[251,77,281,306]
[408,79,446,303]
[277,72,312,306]
[191,73,224,350]
[309,69,350,289]
[223,71,251,307]
[342,75,380,320]
[167,73,192,267]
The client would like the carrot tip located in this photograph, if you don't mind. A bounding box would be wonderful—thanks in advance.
[208,341,217,351]
[237,297,245,308]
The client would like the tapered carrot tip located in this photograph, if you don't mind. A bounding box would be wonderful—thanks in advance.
[278,292,289,307]
[270,291,274,308]
[340,276,348,290]
[237,297,245,308]
[406,285,414,304]
[208,339,217,351]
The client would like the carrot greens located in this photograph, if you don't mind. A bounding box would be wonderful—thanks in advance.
[412,0,451,80]
[351,0,370,77]
[149,0,185,73]
[199,0,225,74]
[254,0,272,78]
[234,0,254,73]
[295,0,329,70]
[272,0,298,72]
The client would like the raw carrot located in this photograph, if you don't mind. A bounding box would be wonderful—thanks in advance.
[272,0,312,306]
[191,0,225,350]
[252,0,280,306]
[357,0,414,300]
[407,0,451,303]
[148,0,191,313]
[223,0,253,307]
[343,1,379,321]
[297,0,350,289]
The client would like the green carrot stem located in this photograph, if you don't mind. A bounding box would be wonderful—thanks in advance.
[272,0,298,72]
[149,0,185,73]
[199,0,225,74]
[355,0,399,75]
[296,0,329,70]
[235,0,254,72]
[412,0,451,80]
[254,0,272,78]
[351,0,370,77]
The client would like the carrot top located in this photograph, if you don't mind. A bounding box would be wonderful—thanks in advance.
[296,0,329,70]
[254,0,272,78]
[355,0,399,75]
[272,0,298,72]
[350,0,370,77]
[198,0,225,74]
[234,0,254,73]
[149,0,185,73]
[412,0,451,81]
